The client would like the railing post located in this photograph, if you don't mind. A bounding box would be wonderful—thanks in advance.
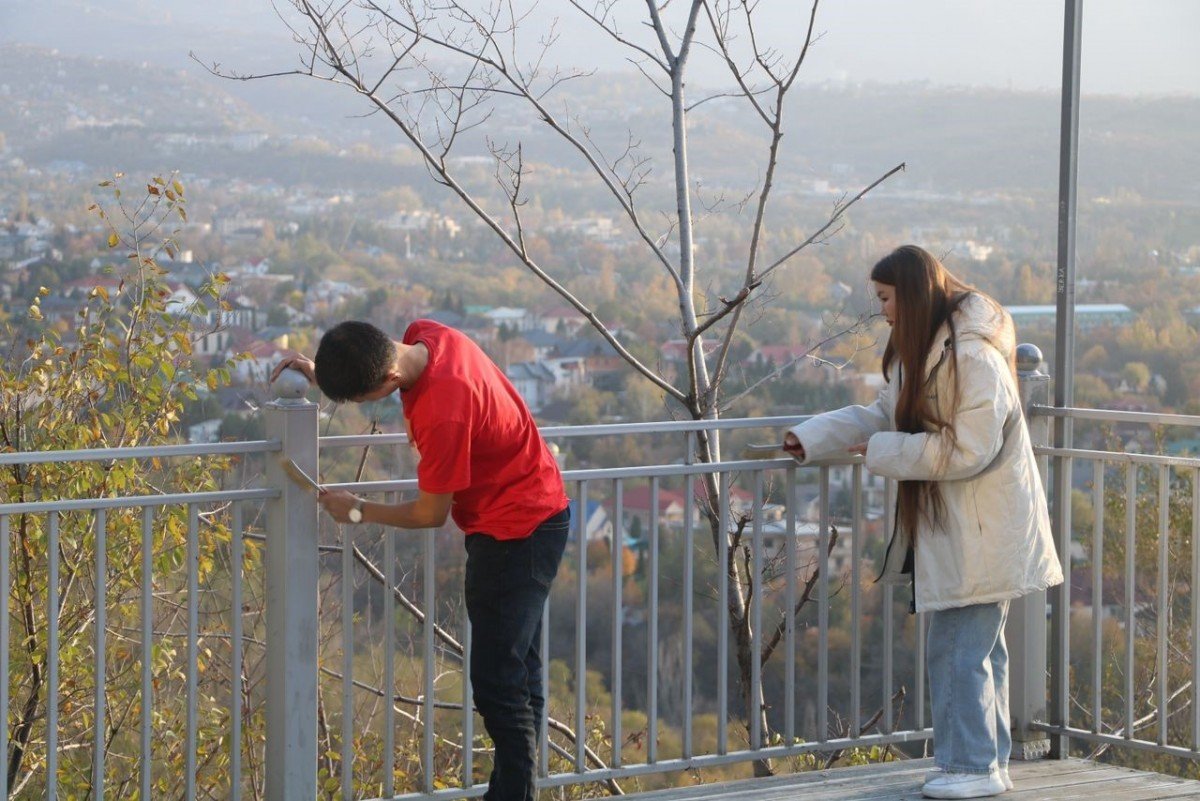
[263,369,320,799]
[1009,343,1052,760]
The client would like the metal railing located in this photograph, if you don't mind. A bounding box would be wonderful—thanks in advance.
[1026,404,1200,763]
[312,414,933,800]
[5,346,1200,798]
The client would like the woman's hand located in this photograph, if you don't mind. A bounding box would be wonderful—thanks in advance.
[782,432,805,460]
[318,489,362,524]
[271,354,316,385]
[847,442,868,456]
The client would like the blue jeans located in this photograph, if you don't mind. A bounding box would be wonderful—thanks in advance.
[927,600,1011,775]
[464,508,570,801]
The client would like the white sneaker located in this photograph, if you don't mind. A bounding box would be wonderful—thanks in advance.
[924,767,1011,791]
[922,770,1007,799]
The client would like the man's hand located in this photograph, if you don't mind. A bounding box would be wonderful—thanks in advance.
[318,489,361,524]
[782,432,805,460]
[271,355,316,385]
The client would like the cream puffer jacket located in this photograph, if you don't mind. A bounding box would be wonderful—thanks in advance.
[787,293,1063,612]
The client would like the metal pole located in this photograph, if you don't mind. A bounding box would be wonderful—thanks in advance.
[263,369,320,800]
[1050,0,1082,761]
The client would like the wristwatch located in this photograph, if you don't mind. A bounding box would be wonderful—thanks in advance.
[348,498,364,524]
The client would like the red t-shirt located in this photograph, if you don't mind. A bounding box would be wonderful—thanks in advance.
[400,320,568,540]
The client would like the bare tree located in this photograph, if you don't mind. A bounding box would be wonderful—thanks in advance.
[199,0,902,780]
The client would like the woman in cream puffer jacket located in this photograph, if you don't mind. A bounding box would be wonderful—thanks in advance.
[783,246,1061,799]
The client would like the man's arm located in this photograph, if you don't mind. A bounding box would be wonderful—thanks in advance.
[320,487,452,529]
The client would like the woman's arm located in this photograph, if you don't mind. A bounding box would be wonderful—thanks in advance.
[785,380,895,463]
[864,348,1011,481]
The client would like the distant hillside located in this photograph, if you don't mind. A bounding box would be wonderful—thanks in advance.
[1,43,1197,205]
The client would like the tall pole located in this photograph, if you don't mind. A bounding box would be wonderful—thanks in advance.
[1049,0,1082,761]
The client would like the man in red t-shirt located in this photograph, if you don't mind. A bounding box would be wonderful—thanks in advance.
[274,319,569,801]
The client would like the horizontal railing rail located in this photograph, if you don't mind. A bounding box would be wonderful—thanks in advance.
[0,439,279,465]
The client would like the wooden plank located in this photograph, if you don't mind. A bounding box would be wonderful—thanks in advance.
[616,758,1200,801]
[1013,777,1200,801]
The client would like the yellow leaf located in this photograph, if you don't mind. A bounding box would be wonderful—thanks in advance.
[107,232,119,248]
[172,179,184,196]
[27,305,42,321]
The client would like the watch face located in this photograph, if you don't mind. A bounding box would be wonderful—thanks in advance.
[349,505,363,523]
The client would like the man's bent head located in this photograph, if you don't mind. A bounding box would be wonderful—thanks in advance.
[314,320,398,402]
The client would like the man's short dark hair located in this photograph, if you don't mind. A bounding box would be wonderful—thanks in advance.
[314,321,397,402]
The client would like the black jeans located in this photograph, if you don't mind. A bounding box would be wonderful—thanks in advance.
[464,507,570,801]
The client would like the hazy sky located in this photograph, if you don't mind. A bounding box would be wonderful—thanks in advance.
[537,0,1200,96]
[1,0,1197,97]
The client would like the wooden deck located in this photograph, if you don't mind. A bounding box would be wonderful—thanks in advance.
[620,758,1200,800]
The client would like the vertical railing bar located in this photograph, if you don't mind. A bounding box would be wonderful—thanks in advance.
[384,512,396,798]
[611,479,624,768]
[536,602,546,777]
[457,425,476,784]
[883,480,895,732]
[784,466,797,747]
[1157,464,1170,747]
[749,471,764,751]
[1091,461,1104,735]
[1125,462,1136,741]
[1053,453,1075,750]
[851,463,864,738]
[682,470,695,759]
[93,509,107,800]
[917,612,927,732]
[187,504,199,801]
[422,528,436,793]
[574,479,588,772]
[1192,467,1200,751]
[817,467,829,742]
[647,478,660,765]
[717,472,730,756]
[466,617,477,783]
[342,513,354,800]
[0,515,7,800]
[48,512,59,801]
[140,508,153,801]
[230,503,244,801]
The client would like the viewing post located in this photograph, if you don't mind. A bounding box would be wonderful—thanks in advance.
[1009,343,1052,760]
[263,368,320,799]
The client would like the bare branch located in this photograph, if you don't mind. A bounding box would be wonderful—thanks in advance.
[720,317,875,411]
[760,525,839,664]
[567,0,670,73]
[761,162,907,280]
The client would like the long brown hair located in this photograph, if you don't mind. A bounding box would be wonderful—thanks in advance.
[871,245,975,542]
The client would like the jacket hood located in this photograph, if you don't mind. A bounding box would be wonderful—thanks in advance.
[950,292,1014,359]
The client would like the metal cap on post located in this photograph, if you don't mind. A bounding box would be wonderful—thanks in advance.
[263,368,320,800]
[1008,343,1052,760]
